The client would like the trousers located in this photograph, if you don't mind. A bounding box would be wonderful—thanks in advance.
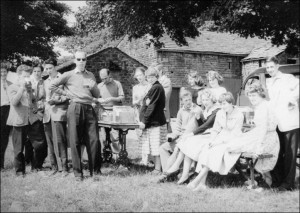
[67,102,101,177]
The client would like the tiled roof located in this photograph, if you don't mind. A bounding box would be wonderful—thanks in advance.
[158,30,270,56]
[241,43,286,61]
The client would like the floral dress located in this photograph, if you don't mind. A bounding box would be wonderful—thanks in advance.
[225,100,279,173]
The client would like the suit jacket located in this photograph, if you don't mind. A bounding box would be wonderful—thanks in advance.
[43,73,68,123]
[6,83,43,126]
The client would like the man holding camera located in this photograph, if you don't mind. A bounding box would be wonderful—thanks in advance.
[6,65,47,177]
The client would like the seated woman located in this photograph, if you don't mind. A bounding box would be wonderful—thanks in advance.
[188,85,279,191]
[160,89,220,183]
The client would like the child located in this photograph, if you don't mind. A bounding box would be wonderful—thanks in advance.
[159,90,202,172]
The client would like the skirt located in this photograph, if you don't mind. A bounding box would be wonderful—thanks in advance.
[140,125,167,156]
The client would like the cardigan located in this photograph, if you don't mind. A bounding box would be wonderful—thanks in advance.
[140,81,166,128]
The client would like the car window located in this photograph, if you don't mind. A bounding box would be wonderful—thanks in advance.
[245,76,259,91]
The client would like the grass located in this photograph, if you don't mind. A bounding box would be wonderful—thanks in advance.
[1,129,299,212]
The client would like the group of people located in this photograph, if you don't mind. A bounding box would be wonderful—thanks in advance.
[1,52,299,191]
[132,56,299,192]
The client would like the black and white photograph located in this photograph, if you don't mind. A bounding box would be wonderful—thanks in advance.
[1,0,299,212]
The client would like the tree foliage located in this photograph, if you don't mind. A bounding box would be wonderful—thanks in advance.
[75,0,214,48]
[73,0,299,55]
[57,28,116,55]
[211,0,300,55]
[1,0,74,60]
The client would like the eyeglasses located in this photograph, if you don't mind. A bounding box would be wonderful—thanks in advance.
[76,58,86,61]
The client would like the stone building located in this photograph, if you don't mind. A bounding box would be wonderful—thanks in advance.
[241,44,298,81]
[57,30,291,118]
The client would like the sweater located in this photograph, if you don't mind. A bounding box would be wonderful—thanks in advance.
[49,69,100,105]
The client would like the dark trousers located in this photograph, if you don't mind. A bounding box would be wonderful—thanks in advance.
[24,137,33,165]
[67,102,101,177]
[0,105,11,169]
[44,120,68,171]
[271,128,300,189]
[12,121,48,174]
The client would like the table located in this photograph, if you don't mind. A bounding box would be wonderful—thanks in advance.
[98,121,139,167]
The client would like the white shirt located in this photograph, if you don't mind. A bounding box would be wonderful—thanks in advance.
[6,71,18,84]
[266,72,299,132]
[1,80,10,106]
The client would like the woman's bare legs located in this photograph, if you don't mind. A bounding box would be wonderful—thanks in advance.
[165,147,179,171]
[154,155,162,171]
[187,166,209,189]
[262,172,272,186]
[192,166,209,191]
[177,156,193,184]
[167,151,185,173]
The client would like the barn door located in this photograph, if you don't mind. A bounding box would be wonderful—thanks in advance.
[223,78,242,101]
[169,87,180,118]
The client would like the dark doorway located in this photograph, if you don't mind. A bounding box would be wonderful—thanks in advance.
[169,87,180,118]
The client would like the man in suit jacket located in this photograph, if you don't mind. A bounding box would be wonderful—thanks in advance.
[1,62,12,170]
[6,65,47,176]
[43,58,69,177]
[43,58,68,177]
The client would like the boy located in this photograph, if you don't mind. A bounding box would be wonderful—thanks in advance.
[159,90,201,172]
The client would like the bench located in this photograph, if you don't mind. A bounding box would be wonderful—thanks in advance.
[234,152,273,189]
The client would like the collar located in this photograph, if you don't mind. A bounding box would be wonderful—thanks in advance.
[48,72,61,81]
[204,104,220,116]
[74,69,88,74]
[182,103,197,111]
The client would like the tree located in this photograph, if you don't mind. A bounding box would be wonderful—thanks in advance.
[57,28,117,55]
[74,0,299,55]
[1,0,74,60]
[75,0,214,48]
[211,0,300,55]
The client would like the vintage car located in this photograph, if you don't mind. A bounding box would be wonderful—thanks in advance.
[236,64,300,107]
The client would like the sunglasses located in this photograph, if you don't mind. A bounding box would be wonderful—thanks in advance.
[76,58,86,61]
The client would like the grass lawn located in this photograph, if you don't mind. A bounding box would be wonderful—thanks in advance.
[1,129,299,212]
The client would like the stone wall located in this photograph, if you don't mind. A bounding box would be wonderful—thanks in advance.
[242,52,288,81]
[86,47,146,105]
[157,50,244,88]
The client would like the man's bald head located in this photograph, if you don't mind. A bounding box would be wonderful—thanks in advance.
[99,68,111,84]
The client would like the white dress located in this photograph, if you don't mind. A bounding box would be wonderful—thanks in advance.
[176,105,220,161]
[225,100,279,173]
[196,107,244,174]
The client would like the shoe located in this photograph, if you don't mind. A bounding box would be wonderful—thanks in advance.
[157,175,168,183]
[275,186,293,192]
[16,172,25,178]
[177,177,190,185]
[75,176,83,182]
[48,170,58,177]
[165,170,180,178]
[61,171,69,177]
[150,169,161,175]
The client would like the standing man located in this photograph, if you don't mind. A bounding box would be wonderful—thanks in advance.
[265,56,299,191]
[97,68,125,159]
[6,65,48,176]
[50,51,101,181]
[43,58,69,177]
[1,62,12,170]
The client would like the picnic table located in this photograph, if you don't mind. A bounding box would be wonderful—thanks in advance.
[98,121,139,167]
